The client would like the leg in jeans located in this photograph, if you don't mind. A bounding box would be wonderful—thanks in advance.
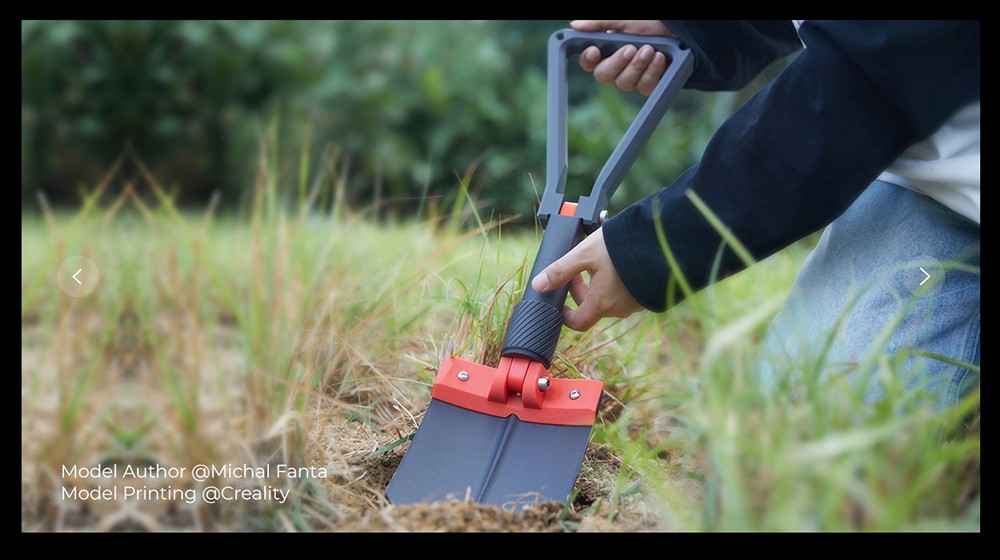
[757,180,980,410]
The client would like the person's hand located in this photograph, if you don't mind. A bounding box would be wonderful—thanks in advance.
[570,20,676,96]
[531,227,643,331]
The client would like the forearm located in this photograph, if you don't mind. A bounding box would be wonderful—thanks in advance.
[604,21,980,312]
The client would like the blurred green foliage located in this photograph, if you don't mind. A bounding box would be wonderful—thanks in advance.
[22,20,729,219]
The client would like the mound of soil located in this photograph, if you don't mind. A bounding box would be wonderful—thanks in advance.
[304,406,668,532]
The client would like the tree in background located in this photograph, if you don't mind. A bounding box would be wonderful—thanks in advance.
[22,20,727,221]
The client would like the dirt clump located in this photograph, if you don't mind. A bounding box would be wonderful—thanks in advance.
[303,401,668,532]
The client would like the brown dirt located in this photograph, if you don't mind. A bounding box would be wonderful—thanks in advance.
[301,401,668,532]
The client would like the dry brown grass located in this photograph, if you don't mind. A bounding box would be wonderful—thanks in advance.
[21,151,671,532]
[23,149,978,532]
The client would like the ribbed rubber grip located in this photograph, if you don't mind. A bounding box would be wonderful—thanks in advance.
[500,299,565,367]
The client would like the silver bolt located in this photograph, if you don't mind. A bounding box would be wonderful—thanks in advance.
[569,390,581,400]
[537,377,551,391]
[457,371,469,381]
[599,210,608,224]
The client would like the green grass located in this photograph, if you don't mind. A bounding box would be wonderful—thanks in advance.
[21,148,979,531]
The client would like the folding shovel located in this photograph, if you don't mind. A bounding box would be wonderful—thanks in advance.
[386,29,693,510]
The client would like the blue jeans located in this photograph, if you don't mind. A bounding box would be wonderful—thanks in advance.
[758,180,980,410]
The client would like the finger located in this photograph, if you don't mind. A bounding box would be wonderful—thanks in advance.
[592,44,636,84]
[568,273,589,306]
[636,51,668,97]
[579,45,602,73]
[615,45,655,92]
[563,299,601,332]
[531,249,589,293]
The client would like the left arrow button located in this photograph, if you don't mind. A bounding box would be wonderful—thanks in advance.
[57,256,100,297]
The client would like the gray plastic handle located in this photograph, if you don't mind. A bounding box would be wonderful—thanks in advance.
[538,29,694,231]
[499,30,693,366]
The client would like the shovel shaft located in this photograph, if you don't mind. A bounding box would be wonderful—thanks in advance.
[500,213,583,366]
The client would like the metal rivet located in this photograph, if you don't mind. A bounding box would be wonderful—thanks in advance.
[457,371,469,381]
[538,377,551,391]
[599,210,608,224]
[569,390,580,400]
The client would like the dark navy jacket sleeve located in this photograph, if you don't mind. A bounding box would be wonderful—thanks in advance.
[602,20,980,312]
[665,20,802,90]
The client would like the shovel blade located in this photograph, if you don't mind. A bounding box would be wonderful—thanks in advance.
[386,399,593,510]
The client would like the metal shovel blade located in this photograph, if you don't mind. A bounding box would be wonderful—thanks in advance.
[385,398,593,511]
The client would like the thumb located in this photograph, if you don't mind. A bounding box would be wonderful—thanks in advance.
[570,20,675,37]
[570,20,631,33]
[531,248,589,293]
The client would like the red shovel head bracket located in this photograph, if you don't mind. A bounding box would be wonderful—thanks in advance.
[434,356,603,426]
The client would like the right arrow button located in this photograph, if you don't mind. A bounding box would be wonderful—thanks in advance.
[919,267,931,286]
